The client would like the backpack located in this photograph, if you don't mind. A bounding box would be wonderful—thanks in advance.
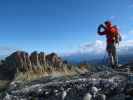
[109,26,122,43]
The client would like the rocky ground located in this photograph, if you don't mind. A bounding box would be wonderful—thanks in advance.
[1,68,133,100]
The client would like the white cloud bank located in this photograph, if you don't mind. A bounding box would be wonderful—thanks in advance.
[81,40,133,55]
[80,40,106,54]
[128,30,133,34]
[64,40,133,57]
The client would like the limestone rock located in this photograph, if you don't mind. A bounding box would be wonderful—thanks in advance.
[30,51,39,66]
[38,52,46,65]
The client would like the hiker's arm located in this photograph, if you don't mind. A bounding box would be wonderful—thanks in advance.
[97,24,106,35]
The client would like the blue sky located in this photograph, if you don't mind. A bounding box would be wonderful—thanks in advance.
[0,0,133,55]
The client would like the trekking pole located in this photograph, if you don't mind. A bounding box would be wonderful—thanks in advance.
[116,32,122,66]
[116,41,119,66]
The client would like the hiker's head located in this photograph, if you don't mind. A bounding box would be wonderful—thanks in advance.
[104,21,112,27]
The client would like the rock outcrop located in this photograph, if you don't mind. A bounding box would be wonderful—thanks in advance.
[38,52,46,65]
[30,51,39,67]
[46,53,63,68]
[0,51,64,79]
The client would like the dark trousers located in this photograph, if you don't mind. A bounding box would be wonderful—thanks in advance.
[106,43,118,67]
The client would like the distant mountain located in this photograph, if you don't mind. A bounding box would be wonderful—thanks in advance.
[62,52,104,64]
[62,53,133,64]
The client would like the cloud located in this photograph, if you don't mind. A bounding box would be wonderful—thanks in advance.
[118,40,133,53]
[82,40,133,55]
[80,40,106,54]
[62,40,133,64]
[64,40,133,57]
[122,34,128,40]
[128,30,133,34]
[122,30,133,40]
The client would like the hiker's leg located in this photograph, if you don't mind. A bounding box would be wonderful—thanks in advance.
[107,44,114,66]
[109,52,114,66]
[112,43,118,66]
[114,47,118,66]
[108,52,111,65]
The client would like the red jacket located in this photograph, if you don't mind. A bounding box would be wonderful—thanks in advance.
[98,25,118,45]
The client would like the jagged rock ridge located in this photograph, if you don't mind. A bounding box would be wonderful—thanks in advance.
[0,51,65,79]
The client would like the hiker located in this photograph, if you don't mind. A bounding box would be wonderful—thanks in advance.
[97,21,122,68]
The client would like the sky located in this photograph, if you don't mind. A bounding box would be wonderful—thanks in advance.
[0,0,133,55]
